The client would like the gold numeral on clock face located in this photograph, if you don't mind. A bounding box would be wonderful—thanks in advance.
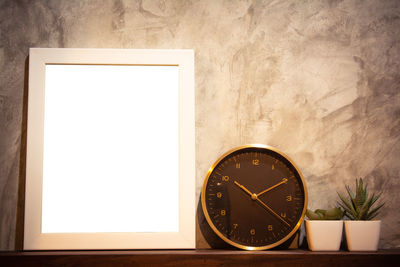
[236,163,240,168]
[252,159,259,165]
[221,210,226,216]
[286,195,292,202]
[222,175,229,182]
[268,225,273,231]
[217,192,222,198]
[233,223,238,229]
[250,229,256,235]
[281,212,286,218]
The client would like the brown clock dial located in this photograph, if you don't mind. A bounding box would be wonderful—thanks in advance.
[201,144,307,250]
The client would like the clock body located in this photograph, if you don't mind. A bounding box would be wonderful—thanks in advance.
[201,144,307,250]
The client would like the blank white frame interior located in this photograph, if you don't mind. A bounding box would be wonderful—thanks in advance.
[25,48,195,250]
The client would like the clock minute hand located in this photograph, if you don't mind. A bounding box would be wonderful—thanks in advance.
[256,178,288,197]
[255,198,291,227]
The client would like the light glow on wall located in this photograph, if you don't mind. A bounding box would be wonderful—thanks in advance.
[41,64,179,233]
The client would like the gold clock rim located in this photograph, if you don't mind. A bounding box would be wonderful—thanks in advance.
[201,144,308,251]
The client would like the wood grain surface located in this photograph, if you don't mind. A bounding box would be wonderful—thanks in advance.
[1,249,399,267]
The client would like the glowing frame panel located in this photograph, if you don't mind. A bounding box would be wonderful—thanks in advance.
[25,48,195,250]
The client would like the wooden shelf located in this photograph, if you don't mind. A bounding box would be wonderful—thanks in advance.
[1,249,399,267]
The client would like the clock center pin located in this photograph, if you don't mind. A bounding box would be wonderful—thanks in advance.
[251,193,258,200]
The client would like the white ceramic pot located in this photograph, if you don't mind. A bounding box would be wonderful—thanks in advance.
[305,220,343,251]
[344,220,381,251]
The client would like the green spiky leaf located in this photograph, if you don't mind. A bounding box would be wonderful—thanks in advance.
[366,203,385,220]
[337,178,384,220]
[337,191,357,218]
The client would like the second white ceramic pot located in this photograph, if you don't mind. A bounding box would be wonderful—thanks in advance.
[344,220,381,251]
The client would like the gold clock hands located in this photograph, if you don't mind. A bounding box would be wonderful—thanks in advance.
[256,178,288,198]
[234,181,290,227]
[255,198,291,227]
[234,181,258,200]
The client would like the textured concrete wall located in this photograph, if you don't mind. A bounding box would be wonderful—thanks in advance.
[0,0,399,250]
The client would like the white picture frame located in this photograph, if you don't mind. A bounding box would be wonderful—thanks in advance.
[24,48,195,250]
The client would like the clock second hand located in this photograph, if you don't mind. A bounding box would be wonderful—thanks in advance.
[234,181,290,227]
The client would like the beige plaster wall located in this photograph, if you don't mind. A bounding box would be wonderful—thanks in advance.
[0,0,399,250]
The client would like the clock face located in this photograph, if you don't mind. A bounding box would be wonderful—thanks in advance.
[201,145,307,250]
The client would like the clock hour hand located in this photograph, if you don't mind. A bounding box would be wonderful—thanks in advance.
[256,178,288,197]
[234,181,258,200]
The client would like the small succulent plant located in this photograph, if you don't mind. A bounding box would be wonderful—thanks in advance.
[306,207,344,220]
[337,178,384,220]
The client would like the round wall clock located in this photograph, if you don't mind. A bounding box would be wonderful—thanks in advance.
[201,144,307,250]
